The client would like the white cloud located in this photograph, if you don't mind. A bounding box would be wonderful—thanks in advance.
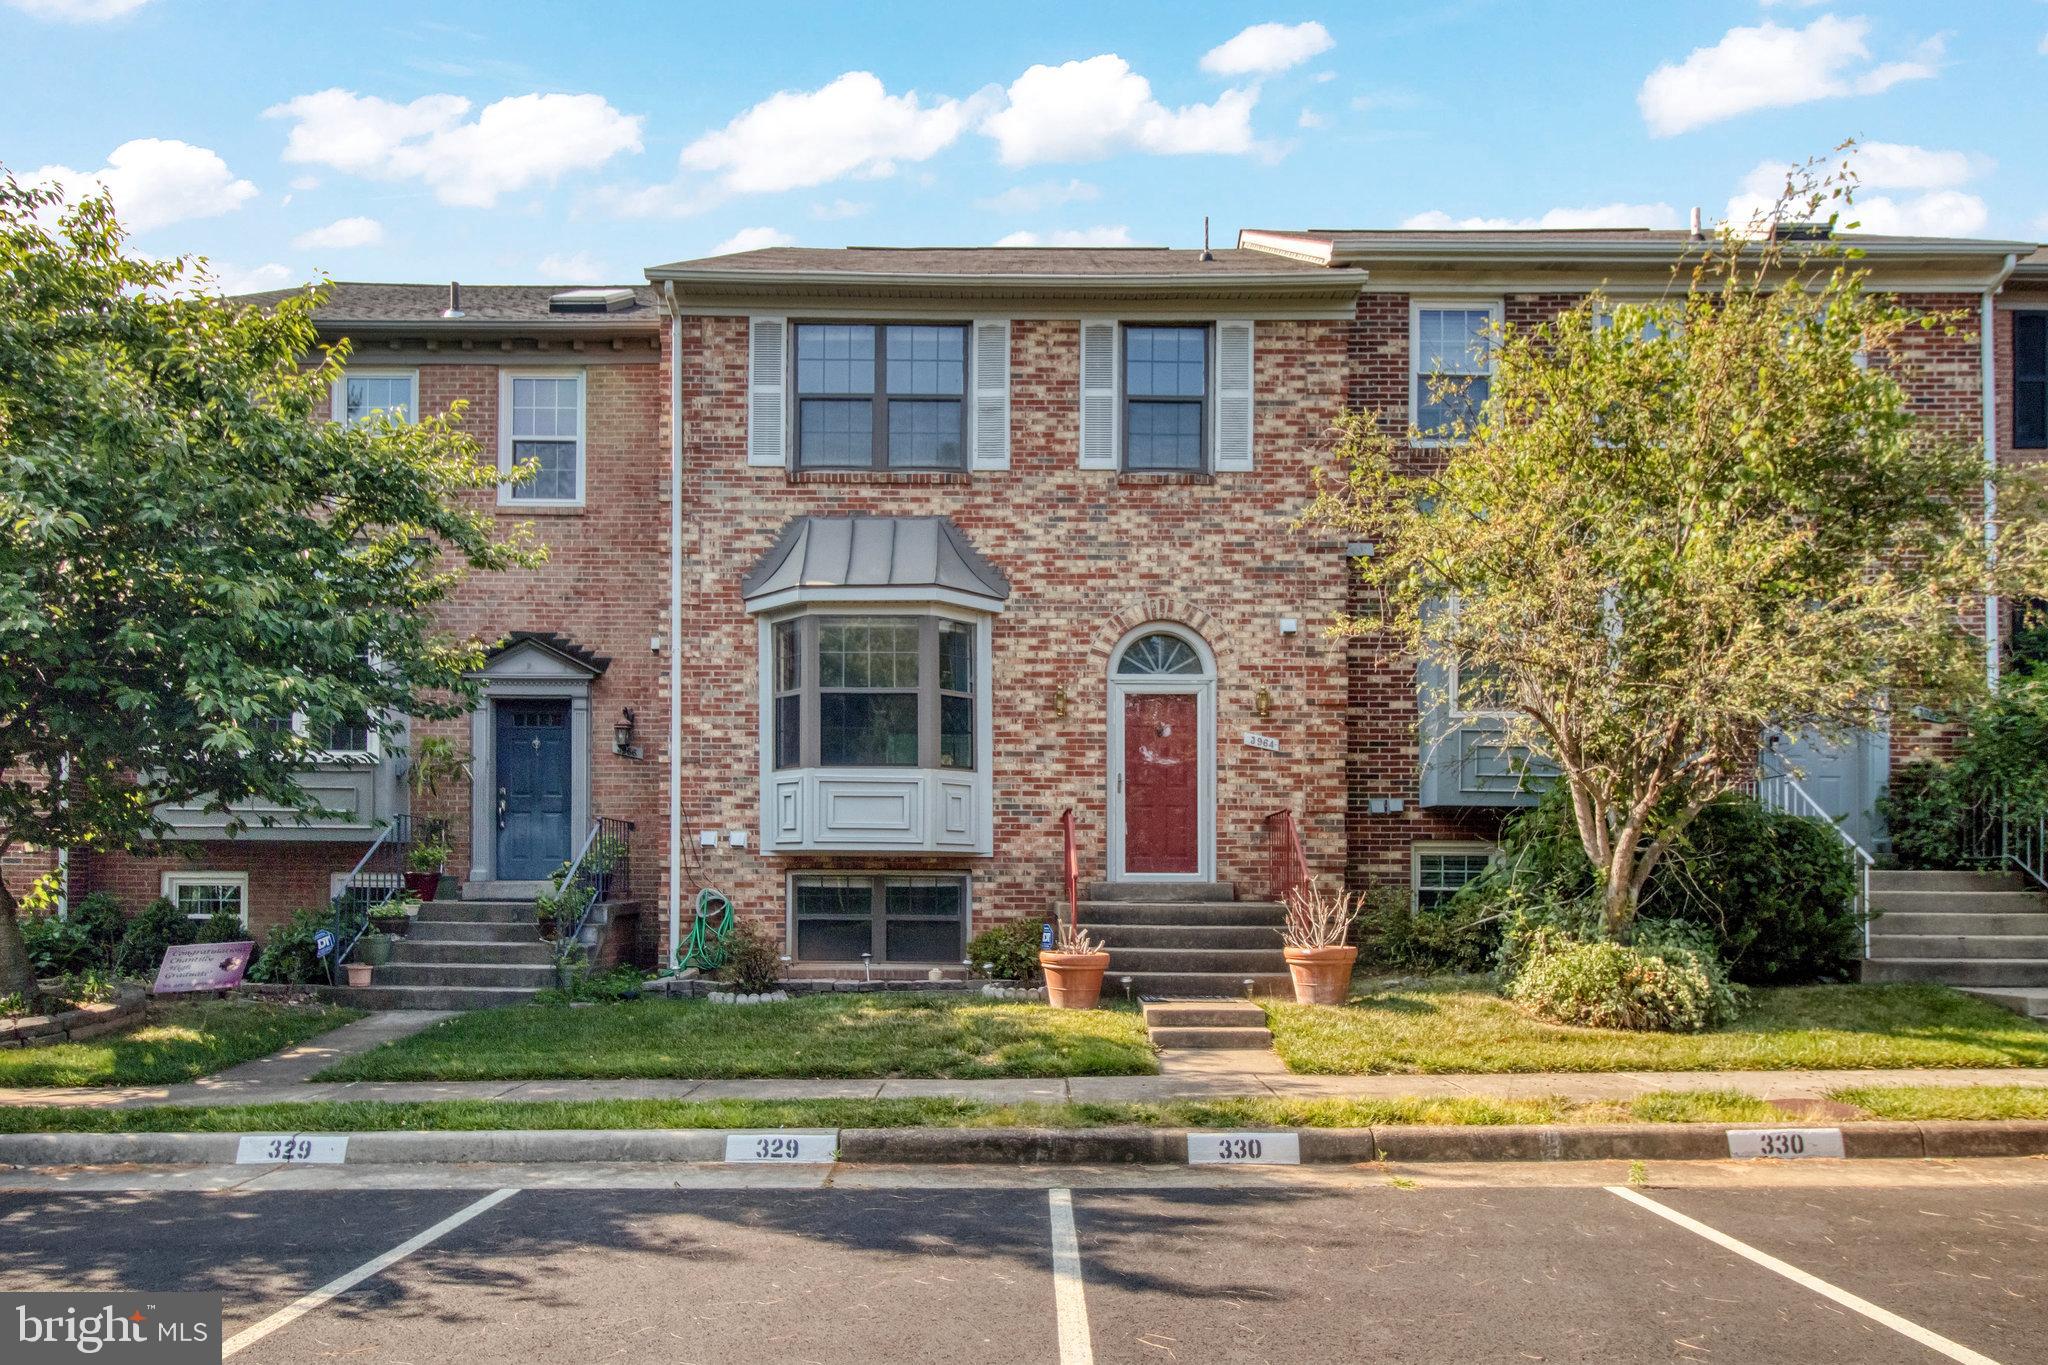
[27,138,256,233]
[2,0,150,19]
[536,250,608,280]
[289,175,321,191]
[1638,16,1941,137]
[994,225,1136,247]
[1297,109,1326,129]
[710,226,796,255]
[1399,202,1683,231]
[975,179,1100,213]
[291,215,383,250]
[982,55,1259,165]
[680,72,973,194]
[810,198,869,220]
[1722,154,1987,236]
[266,88,643,208]
[1200,21,1334,76]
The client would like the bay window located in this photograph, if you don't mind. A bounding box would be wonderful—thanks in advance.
[772,614,977,772]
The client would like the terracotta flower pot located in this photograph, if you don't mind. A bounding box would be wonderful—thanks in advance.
[1283,945,1357,1006]
[1039,950,1111,1009]
[345,963,374,988]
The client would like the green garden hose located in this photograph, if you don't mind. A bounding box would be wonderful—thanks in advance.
[679,888,735,971]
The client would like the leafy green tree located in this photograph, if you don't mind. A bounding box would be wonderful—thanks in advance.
[1304,157,2048,939]
[0,174,541,1002]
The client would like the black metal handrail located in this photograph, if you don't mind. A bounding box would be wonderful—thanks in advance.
[328,814,443,982]
[548,816,634,966]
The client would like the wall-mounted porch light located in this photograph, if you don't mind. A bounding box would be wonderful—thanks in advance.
[613,707,643,759]
[1255,686,1273,719]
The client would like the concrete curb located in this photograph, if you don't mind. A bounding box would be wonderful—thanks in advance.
[1,1121,2044,1168]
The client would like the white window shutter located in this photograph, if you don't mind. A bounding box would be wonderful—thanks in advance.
[1214,319,1254,472]
[747,316,787,468]
[970,318,1010,471]
[1078,318,1119,469]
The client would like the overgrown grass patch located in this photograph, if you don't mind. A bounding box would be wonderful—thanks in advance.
[0,1002,361,1088]
[1829,1084,2048,1121]
[317,993,1158,1082]
[1267,977,2048,1074]
[0,1090,1794,1134]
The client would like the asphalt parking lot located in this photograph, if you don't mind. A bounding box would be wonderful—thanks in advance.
[1,1166,2040,1363]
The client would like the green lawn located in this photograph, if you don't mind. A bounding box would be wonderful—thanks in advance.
[317,994,1158,1082]
[1832,1084,2048,1121]
[0,1090,1789,1134]
[0,1001,361,1088]
[1266,977,2048,1074]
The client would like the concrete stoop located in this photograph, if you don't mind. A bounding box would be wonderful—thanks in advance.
[322,895,552,1011]
[1863,870,2048,1013]
[1141,1000,1274,1051]
[1087,882,1292,998]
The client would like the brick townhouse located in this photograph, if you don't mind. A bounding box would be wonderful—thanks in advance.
[34,227,2043,996]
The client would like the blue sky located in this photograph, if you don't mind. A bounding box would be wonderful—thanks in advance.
[3,0,2043,291]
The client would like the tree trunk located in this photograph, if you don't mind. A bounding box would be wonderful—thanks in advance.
[0,877,38,1007]
[1600,875,1639,944]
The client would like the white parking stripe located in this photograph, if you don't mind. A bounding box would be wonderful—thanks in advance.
[1047,1188,1095,1365]
[221,1187,518,1358]
[1606,1187,2002,1365]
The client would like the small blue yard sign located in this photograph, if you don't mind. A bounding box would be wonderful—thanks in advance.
[1040,922,1055,950]
[313,928,336,959]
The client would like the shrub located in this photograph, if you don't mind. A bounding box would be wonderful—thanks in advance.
[967,917,1050,981]
[1459,784,1859,985]
[194,907,248,944]
[113,897,198,976]
[533,965,647,1006]
[48,968,119,1007]
[1354,884,1504,974]
[1880,676,2048,867]
[20,915,98,976]
[68,892,128,967]
[1880,759,1979,869]
[1505,925,1741,1032]
[248,908,331,985]
[713,921,784,994]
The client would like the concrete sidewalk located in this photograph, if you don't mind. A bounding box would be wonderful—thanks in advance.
[2,1064,2044,1112]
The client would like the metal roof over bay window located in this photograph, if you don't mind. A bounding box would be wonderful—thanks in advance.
[741,515,1012,614]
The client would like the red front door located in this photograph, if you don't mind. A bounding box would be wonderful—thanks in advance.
[1123,692,1200,875]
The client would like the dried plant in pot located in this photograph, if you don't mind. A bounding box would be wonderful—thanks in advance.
[1039,921,1111,1009]
[1279,879,1358,1006]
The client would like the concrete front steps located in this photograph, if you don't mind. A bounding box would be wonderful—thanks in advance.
[1085,882,1291,998]
[1140,999,1274,1050]
[1862,869,2048,1019]
[322,897,553,1011]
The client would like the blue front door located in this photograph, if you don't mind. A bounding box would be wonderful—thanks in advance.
[496,700,572,881]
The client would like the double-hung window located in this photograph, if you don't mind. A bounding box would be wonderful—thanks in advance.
[163,871,248,928]
[1411,302,1499,441]
[2016,312,2048,450]
[500,371,586,505]
[1412,845,1491,912]
[790,872,969,963]
[334,370,416,427]
[794,323,967,469]
[1123,324,1209,470]
[772,614,978,771]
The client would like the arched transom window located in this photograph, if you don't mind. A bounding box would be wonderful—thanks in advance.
[1114,631,1208,678]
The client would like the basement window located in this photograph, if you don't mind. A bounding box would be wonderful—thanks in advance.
[789,873,969,963]
[162,872,248,928]
[1412,844,1492,912]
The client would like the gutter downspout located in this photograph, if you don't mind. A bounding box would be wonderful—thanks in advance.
[664,280,684,971]
[1984,253,2019,694]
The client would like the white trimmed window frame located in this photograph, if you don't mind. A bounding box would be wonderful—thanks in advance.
[162,871,249,927]
[1411,842,1494,913]
[1408,299,1501,447]
[331,368,419,427]
[498,368,587,509]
